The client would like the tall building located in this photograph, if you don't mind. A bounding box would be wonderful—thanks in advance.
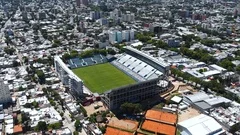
[54,56,83,97]
[109,31,116,44]
[122,30,130,41]
[110,9,120,20]
[109,30,134,44]
[122,13,135,22]
[0,79,11,105]
[130,30,134,40]
[116,31,122,43]
[90,11,101,20]
[38,11,46,20]
[22,11,28,21]
[76,0,88,7]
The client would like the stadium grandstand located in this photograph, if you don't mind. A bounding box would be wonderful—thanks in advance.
[124,46,169,75]
[101,46,171,110]
[68,54,107,69]
[54,56,83,97]
[112,53,163,81]
[54,46,171,110]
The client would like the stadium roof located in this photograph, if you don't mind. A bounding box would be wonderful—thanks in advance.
[124,46,169,68]
[141,120,176,135]
[54,56,82,82]
[178,114,223,135]
[145,110,177,124]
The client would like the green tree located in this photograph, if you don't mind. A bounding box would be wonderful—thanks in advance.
[80,105,87,117]
[36,70,45,84]
[48,122,62,129]
[219,59,235,71]
[99,126,106,134]
[32,101,39,108]
[74,120,82,132]
[120,102,142,114]
[229,122,240,134]
[4,47,15,55]
[73,131,79,135]
[236,66,240,73]
[23,56,29,64]
[13,60,20,67]
[35,121,47,131]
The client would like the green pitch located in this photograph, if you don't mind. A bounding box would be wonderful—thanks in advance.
[72,63,136,93]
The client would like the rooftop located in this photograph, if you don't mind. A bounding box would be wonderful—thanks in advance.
[178,114,223,135]
[105,127,133,135]
[141,120,176,135]
[145,110,177,124]
[13,125,23,134]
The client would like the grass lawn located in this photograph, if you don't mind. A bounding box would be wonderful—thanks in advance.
[72,63,136,93]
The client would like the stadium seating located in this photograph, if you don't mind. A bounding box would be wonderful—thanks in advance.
[113,54,163,80]
[68,54,108,69]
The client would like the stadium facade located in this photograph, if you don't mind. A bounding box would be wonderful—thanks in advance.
[54,56,83,96]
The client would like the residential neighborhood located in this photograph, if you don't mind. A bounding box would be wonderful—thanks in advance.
[1,0,240,134]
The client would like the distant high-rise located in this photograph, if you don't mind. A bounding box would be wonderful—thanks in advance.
[76,0,88,7]
[116,31,122,43]
[122,30,130,41]
[0,79,12,105]
[89,11,101,20]
[130,30,135,40]
[109,31,116,44]
[109,30,134,44]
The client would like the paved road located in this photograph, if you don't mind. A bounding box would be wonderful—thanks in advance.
[63,110,87,135]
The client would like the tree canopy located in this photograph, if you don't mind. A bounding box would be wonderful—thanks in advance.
[120,102,142,114]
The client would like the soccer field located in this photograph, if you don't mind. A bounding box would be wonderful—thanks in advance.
[72,63,136,93]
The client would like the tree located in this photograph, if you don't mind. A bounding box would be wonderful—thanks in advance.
[4,47,15,55]
[32,101,39,108]
[107,48,116,55]
[120,102,142,114]
[36,70,45,84]
[229,122,240,134]
[35,121,47,131]
[13,60,20,67]
[99,126,106,134]
[80,105,87,117]
[21,112,31,132]
[48,122,62,129]
[23,56,29,64]
[236,66,240,73]
[74,120,82,132]
[73,131,79,135]
[18,86,24,91]
[219,59,235,71]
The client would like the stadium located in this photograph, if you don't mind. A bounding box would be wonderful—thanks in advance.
[54,46,171,110]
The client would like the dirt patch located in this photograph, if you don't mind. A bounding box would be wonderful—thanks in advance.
[84,101,108,116]
[178,107,201,122]
[108,117,139,131]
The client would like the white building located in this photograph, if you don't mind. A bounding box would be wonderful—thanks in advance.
[116,31,122,43]
[109,30,134,44]
[130,30,134,40]
[0,79,12,105]
[122,30,130,41]
[122,13,135,22]
[178,114,225,135]
[109,31,116,44]
[54,56,83,97]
